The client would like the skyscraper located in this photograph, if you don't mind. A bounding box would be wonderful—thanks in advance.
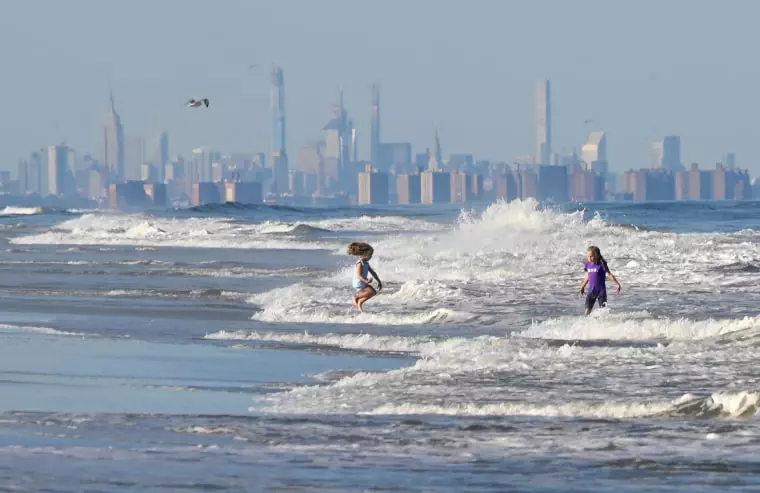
[270,65,286,155]
[48,144,70,196]
[150,132,169,180]
[321,89,354,193]
[582,131,608,174]
[99,92,125,182]
[652,136,681,171]
[428,128,443,170]
[370,84,381,165]
[124,135,146,181]
[535,79,551,165]
[270,64,288,194]
[724,152,736,169]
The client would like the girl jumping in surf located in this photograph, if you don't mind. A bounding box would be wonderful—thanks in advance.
[347,242,382,312]
[580,245,621,315]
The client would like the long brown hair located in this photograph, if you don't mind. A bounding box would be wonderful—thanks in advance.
[588,245,606,264]
[347,242,374,257]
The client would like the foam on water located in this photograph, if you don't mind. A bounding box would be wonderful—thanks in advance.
[245,296,760,419]
[0,206,45,216]
[0,324,86,337]
[10,211,438,251]
[205,330,442,354]
[10,213,331,250]
[517,311,760,341]
[365,391,760,419]
[242,199,760,328]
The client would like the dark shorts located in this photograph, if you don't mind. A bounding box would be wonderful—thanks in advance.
[585,292,607,311]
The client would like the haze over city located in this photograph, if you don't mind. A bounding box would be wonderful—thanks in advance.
[2,0,760,175]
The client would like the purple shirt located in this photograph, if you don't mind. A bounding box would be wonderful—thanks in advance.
[584,261,608,295]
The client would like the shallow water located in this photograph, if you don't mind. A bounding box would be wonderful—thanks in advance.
[0,200,759,491]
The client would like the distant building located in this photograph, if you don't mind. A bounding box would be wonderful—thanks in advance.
[212,161,226,183]
[519,168,539,199]
[88,166,108,199]
[271,64,286,159]
[270,152,289,195]
[396,174,421,204]
[674,170,689,200]
[19,151,45,195]
[582,131,608,175]
[570,170,604,202]
[493,172,520,202]
[624,169,674,201]
[357,164,389,205]
[428,129,443,171]
[192,182,222,206]
[448,154,474,172]
[47,144,71,196]
[450,171,470,203]
[190,147,214,184]
[370,84,381,166]
[688,163,712,200]
[379,142,413,173]
[723,152,736,170]
[421,170,451,204]
[108,181,166,209]
[652,136,681,171]
[224,181,262,204]
[470,174,483,200]
[99,92,125,181]
[17,160,28,194]
[538,165,568,203]
[150,132,169,180]
[734,172,752,200]
[124,135,146,181]
[415,151,430,171]
[289,170,306,197]
[141,163,158,182]
[143,183,167,208]
[535,79,551,164]
[713,163,751,200]
[269,64,289,194]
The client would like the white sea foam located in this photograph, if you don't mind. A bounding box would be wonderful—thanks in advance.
[205,330,441,354]
[0,206,45,216]
[517,311,760,341]
[9,211,441,251]
[244,199,760,328]
[247,308,760,417]
[365,391,760,419]
[10,213,332,250]
[0,324,86,337]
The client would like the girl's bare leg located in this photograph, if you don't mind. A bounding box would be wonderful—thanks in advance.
[355,287,376,312]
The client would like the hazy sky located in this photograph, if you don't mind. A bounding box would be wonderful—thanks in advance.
[1,0,760,175]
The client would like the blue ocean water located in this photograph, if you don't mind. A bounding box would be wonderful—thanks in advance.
[0,200,759,491]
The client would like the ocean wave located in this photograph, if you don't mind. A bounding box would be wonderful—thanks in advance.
[365,391,760,420]
[9,213,332,250]
[183,202,305,215]
[0,324,87,337]
[517,312,760,342]
[205,330,441,354]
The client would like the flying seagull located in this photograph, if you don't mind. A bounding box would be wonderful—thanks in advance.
[186,98,209,108]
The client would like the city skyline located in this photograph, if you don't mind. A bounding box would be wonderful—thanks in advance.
[2,0,760,175]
